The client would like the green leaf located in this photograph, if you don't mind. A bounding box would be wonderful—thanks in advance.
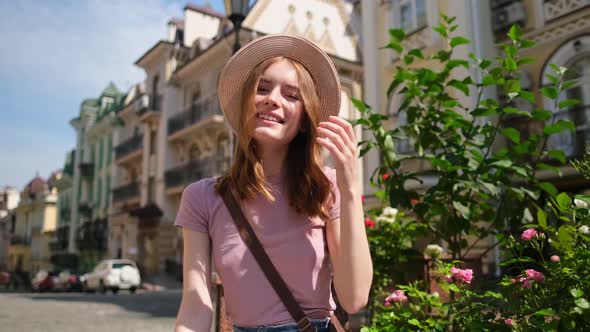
[351,99,370,113]
[532,109,552,121]
[433,25,448,38]
[386,41,403,53]
[448,80,470,96]
[539,182,559,197]
[519,90,535,103]
[447,59,470,70]
[507,24,523,41]
[407,48,424,59]
[408,319,421,327]
[448,283,460,292]
[571,289,584,299]
[534,308,554,316]
[504,57,517,71]
[389,28,406,41]
[537,162,562,176]
[537,209,547,228]
[557,192,572,209]
[576,298,589,310]
[558,99,581,109]
[453,201,470,219]
[480,181,500,196]
[547,149,567,163]
[544,120,576,135]
[562,80,578,90]
[521,39,536,48]
[491,160,512,168]
[541,86,559,99]
[501,128,520,143]
[450,36,470,48]
[558,225,576,250]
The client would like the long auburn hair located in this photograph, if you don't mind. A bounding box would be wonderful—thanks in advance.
[215,56,334,220]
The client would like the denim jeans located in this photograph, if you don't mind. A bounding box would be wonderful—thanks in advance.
[233,318,330,332]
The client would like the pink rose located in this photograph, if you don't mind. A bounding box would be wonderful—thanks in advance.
[505,318,514,325]
[385,289,408,304]
[522,279,532,289]
[525,269,545,283]
[450,267,473,284]
[550,255,560,262]
[521,228,538,241]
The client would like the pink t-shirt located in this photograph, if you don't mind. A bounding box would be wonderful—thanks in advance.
[174,167,340,326]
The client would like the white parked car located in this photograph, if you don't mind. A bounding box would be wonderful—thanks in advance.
[81,259,141,294]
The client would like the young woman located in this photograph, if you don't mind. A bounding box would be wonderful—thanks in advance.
[174,34,372,332]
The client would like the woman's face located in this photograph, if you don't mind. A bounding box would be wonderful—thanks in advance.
[251,59,304,148]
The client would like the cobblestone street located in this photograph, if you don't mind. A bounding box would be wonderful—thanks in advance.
[0,290,181,332]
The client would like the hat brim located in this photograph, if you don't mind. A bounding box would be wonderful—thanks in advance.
[218,34,341,133]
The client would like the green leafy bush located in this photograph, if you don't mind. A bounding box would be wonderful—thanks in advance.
[357,14,590,331]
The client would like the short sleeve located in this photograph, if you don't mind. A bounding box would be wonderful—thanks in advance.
[174,179,210,233]
[324,167,341,221]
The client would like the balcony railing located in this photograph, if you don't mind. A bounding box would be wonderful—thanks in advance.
[168,94,221,136]
[165,156,229,189]
[114,135,143,161]
[112,182,140,204]
[79,162,94,178]
[10,235,31,245]
[135,94,162,116]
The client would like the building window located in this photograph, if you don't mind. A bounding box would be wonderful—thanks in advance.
[546,54,590,158]
[542,36,590,160]
[391,0,427,34]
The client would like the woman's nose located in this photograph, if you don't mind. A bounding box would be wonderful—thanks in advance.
[264,87,281,107]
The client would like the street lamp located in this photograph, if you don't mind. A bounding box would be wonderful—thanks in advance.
[224,0,252,54]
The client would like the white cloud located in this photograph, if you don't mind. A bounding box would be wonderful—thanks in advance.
[0,0,184,99]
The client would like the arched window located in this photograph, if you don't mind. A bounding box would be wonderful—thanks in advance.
[543,35,590,159]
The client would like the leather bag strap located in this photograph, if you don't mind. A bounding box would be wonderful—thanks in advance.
[221,188,317,332]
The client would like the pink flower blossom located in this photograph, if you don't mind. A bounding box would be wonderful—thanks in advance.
[525,269,545,283]
[450,267,473,284]
[505,318,514,325]
[550,255,560,262]
[385,290,408,304]
[522,279,532,289]
[521,228,538,241]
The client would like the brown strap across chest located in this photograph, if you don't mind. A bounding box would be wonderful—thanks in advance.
[221,188,339,332]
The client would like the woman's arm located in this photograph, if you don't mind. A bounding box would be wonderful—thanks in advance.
[317,116,373,314]
[175,228,214,332]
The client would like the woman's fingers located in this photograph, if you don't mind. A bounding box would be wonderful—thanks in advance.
[318,117,356,154]
[317,127,348,154]
[316,136,345,163]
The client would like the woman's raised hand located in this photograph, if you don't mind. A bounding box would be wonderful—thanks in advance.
[316,116,361,196]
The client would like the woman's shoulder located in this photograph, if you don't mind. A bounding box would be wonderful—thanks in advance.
[183,176,219,198]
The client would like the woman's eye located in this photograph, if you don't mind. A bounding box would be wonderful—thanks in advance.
[287,94,299,100]
[257,87,268,93]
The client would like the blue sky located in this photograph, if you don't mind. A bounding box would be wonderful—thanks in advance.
[0,0,225,190]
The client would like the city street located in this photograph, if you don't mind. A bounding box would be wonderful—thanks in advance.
[0,290,181,332]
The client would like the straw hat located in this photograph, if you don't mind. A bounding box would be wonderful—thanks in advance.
[218,34,341,133]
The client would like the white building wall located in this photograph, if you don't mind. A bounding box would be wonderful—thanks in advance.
[183,10,221,47]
